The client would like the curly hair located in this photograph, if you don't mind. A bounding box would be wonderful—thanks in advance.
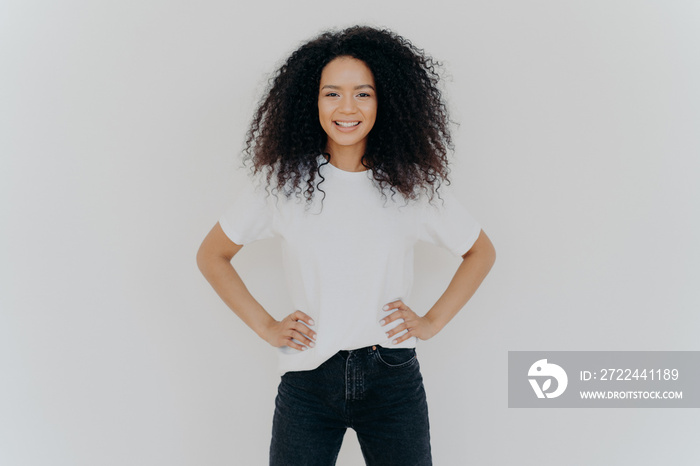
[242,25,455,208]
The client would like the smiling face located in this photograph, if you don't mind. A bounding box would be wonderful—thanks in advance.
[318,56,377,157]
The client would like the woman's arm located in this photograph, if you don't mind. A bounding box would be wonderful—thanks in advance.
[196,223,316,351]
[381,229,496,343]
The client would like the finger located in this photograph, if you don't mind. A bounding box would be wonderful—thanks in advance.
[285,337,309,351]
[291,321,316,341]
[292,310,316,326]
[385,322,408,338]
[392,330,412,345]
[290,329,316,348]
[379,309,408,326]
[290,322,316,342]
[382,300,404,312]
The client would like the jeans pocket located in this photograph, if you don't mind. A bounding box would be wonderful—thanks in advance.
[375,346,417,368]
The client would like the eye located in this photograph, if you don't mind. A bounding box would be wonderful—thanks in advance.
[357,92,371,98]
[324,92,339,97]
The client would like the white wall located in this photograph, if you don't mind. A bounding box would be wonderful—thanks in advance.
[2,1,699,465]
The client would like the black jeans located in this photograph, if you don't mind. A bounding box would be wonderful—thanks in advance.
[269,345,432,466]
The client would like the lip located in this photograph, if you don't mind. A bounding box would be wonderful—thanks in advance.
[333,120,362,132]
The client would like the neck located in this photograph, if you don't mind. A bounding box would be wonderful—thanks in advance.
[324,142,368,172]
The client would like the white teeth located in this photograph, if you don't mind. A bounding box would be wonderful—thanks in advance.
[335,121,360,127]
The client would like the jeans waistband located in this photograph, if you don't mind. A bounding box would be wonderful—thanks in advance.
[337,345,378,358]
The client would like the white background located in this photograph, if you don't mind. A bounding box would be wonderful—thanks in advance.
[2,1,699,465]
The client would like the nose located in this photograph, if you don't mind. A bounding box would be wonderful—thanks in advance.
[339,95,357,114]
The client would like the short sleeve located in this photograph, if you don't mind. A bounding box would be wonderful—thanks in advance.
[218,179,275,245]
[418,188,482,258]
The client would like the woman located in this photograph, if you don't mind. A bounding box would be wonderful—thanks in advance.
[197,25,496,466]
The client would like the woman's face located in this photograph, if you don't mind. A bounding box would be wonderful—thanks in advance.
[318,56,377,156]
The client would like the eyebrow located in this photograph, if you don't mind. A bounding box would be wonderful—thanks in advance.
[320,84,376,91]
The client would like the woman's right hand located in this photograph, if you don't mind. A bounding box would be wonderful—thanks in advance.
[262,310,317,351]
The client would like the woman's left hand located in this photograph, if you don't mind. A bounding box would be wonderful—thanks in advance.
[379,300,439,344]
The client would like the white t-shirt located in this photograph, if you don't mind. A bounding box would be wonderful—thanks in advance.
[219,155,481,375]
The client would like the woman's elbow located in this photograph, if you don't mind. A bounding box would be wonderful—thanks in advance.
[196,244,212,274]
[463,230,496,268]
[197,223,243,272]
